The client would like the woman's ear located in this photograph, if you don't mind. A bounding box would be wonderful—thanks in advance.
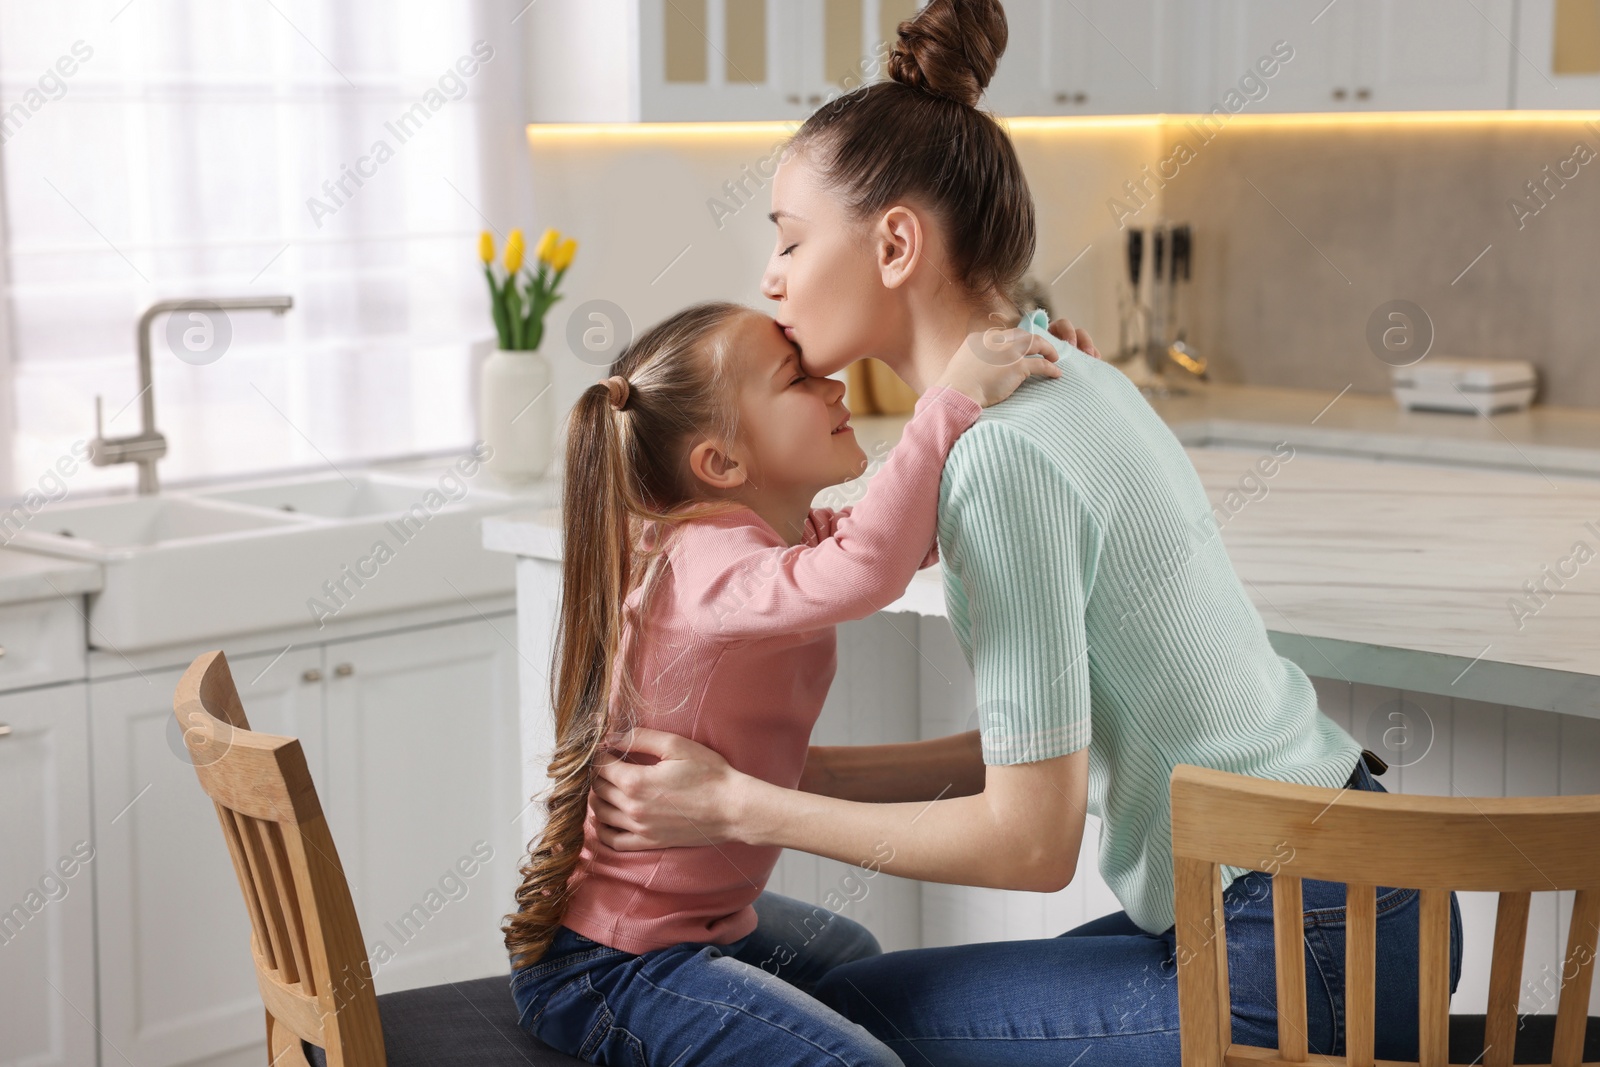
[687,438,747,492]
[876,205,923,290]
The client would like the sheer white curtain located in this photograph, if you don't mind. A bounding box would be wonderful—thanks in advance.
[0,0,532,497]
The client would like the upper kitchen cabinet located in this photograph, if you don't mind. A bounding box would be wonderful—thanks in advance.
[526,0,928,123]
[1203,0,1516,112]
[987,0,1187,116]
[1514,0,1600,107]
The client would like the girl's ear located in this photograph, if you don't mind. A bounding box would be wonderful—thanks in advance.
[687,438,747,492]
[876,205,923,290]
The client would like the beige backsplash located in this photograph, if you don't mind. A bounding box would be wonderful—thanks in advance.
[1155,116,1600,408]
[528,114,1600,420]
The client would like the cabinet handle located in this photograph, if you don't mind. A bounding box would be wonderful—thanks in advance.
[0,723,12,739]
[334,663,354,677]
[1332,87,1348,100]
[1355,87,1371,101]
[786,93,800,105]
[1054,91,1069,104]
[302,668,323,683]
[806,94,822,105]
[1073,91,1088,104]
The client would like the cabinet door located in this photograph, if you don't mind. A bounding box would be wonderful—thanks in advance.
[1207,0,1358,112]
[90,647,324,1067]
[1041,0,1184,114]
[1514,0,1600,108]
[1352,0,1514,109]
[0,684,95,1067]
[638,0,806,120]
[321,615,520,994]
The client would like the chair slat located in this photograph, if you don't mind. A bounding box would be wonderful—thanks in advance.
[1273,875,1308,1062]
[1344,883,1375,1067]
[239,811,298,985]
[263,821,316,997]
[1176,856,1227,1067]
[1417,889,1450,1067]
[1483,891,1530,1067]
[1552,888,1600,1067]
[214,805,272,969]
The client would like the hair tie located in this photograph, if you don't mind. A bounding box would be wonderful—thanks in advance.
[602,375,630,411]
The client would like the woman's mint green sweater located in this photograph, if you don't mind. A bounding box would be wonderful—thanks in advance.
[935,310,1363,933]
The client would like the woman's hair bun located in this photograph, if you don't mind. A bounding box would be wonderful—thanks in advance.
[886,0,1008,108]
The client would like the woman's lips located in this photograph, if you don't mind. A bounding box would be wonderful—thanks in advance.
[782,326,797,342]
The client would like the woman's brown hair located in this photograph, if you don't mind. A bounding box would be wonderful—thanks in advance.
[503,301,746,970]
[790,0,1035,298]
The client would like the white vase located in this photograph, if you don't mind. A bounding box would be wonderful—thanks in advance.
[478,348,555,481]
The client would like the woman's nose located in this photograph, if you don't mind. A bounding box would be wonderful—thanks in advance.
[760,260,783,301]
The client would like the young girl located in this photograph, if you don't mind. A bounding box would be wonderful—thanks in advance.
[502,301,1059,1065]
[589,1,1464,1064]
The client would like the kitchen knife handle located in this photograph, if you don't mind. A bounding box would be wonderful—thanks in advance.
[1127,229,1143,287]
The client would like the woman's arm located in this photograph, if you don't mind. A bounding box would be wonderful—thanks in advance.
[592,727,1088,892]
[799,730,985,802]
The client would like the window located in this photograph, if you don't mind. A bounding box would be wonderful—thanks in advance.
[0,0,529,497]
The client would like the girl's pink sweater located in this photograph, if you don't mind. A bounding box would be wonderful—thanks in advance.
[560,386,981,953]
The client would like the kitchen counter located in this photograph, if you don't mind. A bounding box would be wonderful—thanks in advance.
[0,546,101,604]
[485,377,1600,719]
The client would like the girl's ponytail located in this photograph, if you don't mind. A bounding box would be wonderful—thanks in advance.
[503,301,745,970]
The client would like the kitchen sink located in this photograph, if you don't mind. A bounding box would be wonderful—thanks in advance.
[8,466,529,652]
[19,495,304,555]
[196,471,465,520]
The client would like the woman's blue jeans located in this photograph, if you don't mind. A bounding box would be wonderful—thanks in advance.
[510,891,901,1066]
[812,755,1464,1067]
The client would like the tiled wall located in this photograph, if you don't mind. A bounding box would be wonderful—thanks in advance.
[1158,116,1600,408]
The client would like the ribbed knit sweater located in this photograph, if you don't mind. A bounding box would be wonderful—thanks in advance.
[936,309,1363,933]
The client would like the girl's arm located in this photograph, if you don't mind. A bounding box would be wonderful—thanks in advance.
[690,329,1059,639]
[592,727,1088,892]
[799,730,985,802]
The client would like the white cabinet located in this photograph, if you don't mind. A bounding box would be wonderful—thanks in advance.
[0,683,97,1067]
[1205,0,1515,111]
[90,645,325,1067]
[87,611,521,1067]
[1514,0,1600,108]
[987,0,1186,116]
[320,616,521,995]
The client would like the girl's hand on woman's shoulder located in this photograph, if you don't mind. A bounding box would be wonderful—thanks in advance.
[934,326,1062,408]
[1047,316,1103,360]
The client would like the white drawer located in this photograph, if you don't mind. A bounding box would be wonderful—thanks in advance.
[0,597,87,690]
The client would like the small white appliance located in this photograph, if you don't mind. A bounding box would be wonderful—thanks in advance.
[1390,357,1538,416]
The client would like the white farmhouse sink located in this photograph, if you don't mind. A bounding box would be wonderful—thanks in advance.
[9,469,525,653]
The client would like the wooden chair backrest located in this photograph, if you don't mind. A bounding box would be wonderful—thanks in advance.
[1169,763,1600,1067]
[173,650,384,1067]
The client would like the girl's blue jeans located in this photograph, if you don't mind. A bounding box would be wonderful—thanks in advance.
[812,754,1464,1066]
[510,890,901,1066]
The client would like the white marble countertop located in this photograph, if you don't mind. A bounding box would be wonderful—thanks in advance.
[484,378,1600,719]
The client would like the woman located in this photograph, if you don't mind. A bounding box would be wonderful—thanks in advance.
[590,0,1463,1063]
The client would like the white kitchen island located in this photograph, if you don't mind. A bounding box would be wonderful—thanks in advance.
[485,378,1600,1017]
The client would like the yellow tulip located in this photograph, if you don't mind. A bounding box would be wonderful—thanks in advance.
[535,227,560,265]
[504,228,525,274]
[477,230,494,264]
[551,237,578,273]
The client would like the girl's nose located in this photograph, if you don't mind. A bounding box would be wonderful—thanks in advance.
[821,374,846,402]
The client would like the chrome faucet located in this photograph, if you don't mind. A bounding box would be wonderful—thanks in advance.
[90,295,294,494]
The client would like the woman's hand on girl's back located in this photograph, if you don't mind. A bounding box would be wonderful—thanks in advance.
[934,326,1062,408]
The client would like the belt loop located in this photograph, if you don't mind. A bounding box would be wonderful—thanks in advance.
[1360,748,1389,777]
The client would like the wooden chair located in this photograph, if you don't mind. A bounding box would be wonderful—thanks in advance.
[1170,763,1600,1067]
[173,649,583,1067]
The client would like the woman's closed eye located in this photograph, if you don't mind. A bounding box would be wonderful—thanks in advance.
[779,242,797,257]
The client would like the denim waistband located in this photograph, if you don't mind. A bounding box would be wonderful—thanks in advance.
[1346,749,1386,791]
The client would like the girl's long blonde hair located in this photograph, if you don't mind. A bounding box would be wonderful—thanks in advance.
[503,301,746,970]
